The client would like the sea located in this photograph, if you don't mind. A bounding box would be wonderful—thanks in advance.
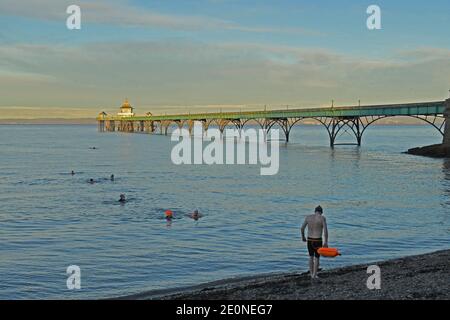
[0,124,448,299]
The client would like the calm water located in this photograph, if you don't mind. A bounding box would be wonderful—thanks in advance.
[0,124,449,299]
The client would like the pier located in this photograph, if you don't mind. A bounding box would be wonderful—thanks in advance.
[98,99,450,147]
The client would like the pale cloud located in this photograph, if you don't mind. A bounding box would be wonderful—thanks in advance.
[1,41,449,113]
[0,0,318,35]
[394,48,450,63]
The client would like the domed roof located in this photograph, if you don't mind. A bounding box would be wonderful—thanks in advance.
[121,98,132,108]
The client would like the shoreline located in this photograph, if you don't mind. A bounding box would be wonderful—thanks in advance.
[117,249,450,300]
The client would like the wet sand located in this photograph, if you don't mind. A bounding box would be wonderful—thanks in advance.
[120,250,449,300]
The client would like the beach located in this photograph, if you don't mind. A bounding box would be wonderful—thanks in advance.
[122,250,450,300]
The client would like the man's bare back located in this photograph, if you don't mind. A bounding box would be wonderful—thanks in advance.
[304,214,326,239]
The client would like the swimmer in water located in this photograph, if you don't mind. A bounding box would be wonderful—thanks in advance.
[89,178,95,184]
[110,174,115,181]
[190,209,203,221]
[118,194,126,203]
[165,210,173,221]
[71,170,75,175]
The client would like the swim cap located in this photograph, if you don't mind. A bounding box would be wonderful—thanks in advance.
[165,210,173,217]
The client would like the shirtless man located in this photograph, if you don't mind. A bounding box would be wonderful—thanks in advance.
[301,206,328,279]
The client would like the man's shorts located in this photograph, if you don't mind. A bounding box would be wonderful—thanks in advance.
[307,237,323,258]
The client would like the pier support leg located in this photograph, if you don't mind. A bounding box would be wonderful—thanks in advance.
[329,119,336,147]
[355,118,362,146]
[328,117,362,147]
[280,119,290,143]
[443,99,450,146]
[188,120,194,136]
[150,121,155,133]
[98,121,105,132]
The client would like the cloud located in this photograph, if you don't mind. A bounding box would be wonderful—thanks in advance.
[0,0,318,35]
[394,48,450,63]
[0,41,449,110]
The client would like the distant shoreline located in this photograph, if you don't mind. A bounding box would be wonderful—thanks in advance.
[0,118,97,125]
[117,249,450,300]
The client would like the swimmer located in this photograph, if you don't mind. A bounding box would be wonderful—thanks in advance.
[110,174,115,181]
[165,210,173,221]
[190,209,203,221]
[71,170,75,175]
[89,178,95,184]
[118,194,126,203]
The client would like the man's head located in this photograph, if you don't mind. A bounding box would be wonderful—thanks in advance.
[120,194,126,200]
[193,210,199,215]
[165,210,173,219]
[315,206,323,214]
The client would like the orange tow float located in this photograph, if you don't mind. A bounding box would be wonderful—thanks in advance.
[317,247,341,258]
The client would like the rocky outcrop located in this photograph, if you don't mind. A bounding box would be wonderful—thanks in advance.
[407,144,450,158]
[408,99,450,158]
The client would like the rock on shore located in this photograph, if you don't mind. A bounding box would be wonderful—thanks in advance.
[407,144,450,158]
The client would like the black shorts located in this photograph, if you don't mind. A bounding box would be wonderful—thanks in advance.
[307,237,323,258]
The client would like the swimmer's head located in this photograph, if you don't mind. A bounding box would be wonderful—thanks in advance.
[119,194,126,201]
[315,206,323,214]
[165,210,173,219]
[89,178,94,183]
[193,210,199,215]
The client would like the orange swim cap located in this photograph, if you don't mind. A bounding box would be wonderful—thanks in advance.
[165,210,173,217]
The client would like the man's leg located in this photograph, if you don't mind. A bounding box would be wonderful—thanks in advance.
[317,256,320,274]
[309,256,314,278]
[313,256,320,278]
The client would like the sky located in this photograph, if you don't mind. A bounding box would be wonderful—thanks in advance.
[1,0,450,118]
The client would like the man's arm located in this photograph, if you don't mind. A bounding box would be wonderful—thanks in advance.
[323,216,329,247]
[301,218,307,242]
